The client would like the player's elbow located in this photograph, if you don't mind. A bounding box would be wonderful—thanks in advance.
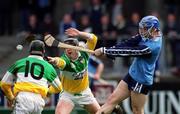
[1,82,12,91]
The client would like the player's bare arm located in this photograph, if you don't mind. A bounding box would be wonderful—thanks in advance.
[65,28,97,50]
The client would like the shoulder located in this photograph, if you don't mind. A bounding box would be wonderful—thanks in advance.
[80,51,89,60]
[60,54,69,63]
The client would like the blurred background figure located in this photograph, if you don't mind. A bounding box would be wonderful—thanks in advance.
[39,13,59,57]
[78,14,92,33]
[37,0,56,21]
[114,14,127,36]
[88,55,104,91]
[163,13,180,76]
[71,0,87,28]
[24,14,39,35]
[17,0,38,31]
[126,12,140,36]
[90,0,104,34]
[111,0,124,26]
[0,0,14,36]
[100,14,117,47]
[59,13,76,40]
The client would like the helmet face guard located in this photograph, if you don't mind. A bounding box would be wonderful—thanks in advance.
[139,16,160,39]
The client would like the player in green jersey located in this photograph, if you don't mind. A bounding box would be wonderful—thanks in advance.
[48,28,100,114]
[1,40,62,114]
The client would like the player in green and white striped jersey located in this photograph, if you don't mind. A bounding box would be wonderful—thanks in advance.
[1,40,62,114]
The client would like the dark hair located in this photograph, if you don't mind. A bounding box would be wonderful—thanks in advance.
[29,40,45,56]
[63,38,79,46]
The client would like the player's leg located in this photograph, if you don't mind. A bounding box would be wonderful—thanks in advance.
[125,74,151,114]
[130,91,147,114]
[33,95,45,114]
[96,80,130,114]
[12,93,34,114]
[84,99,100,114]
[55,99,74,114]
[55,92,74,114]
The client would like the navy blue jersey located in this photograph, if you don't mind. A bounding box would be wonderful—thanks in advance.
[102,34,162,85]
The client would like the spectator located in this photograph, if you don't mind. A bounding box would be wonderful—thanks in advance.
[150,11,164,30]
[24,14,39,35]
[59,13,76,39]
[0,0,14,35]
[39,13,59,57]
[88,55,104,91]
[163,13,180,75]
[78,14,92,33]
[17,0,39,31]
[71,0,87,27]
[126,12,140,35]
[111,0,124,26]
[114,14,127,36]
[100,14,117,47]
[39,13,57,36]
[37,0,56,21]
[89,0,104,34]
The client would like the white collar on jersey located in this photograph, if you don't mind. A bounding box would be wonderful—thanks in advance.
[28,55,44,60]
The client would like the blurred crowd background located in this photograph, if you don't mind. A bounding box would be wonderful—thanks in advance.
[1,0,180,80]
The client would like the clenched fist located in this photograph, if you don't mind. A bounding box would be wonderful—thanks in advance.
[94,48,103,56]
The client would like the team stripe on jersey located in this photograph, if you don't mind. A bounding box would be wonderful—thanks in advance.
[16,73,48,87]
[14,82,48,98]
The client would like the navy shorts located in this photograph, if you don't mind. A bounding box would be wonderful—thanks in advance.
[123,73,152,95]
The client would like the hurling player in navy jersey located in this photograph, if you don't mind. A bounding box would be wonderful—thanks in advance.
[95,16,162,114]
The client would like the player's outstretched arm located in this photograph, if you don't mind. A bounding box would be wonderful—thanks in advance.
[47,56,66,69]
[65,28,97,50]
[95,45,151,57]
[65,28,92,40]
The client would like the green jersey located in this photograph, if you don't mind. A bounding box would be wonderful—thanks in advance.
[2,55,61,98]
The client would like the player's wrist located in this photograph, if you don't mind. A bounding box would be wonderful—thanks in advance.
[79,32,92,40]
[100,47,105,54]
[54,57,59,66]
[7,95,15,101]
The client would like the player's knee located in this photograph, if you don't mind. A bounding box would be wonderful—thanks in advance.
[132,105,144,114]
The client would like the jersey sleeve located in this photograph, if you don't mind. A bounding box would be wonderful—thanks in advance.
[1,62,17,84]
[48,77,63,94]
[101,34,152,57]
[1,63,17,100]
[46,65,63,93]
[55,57,66,70]
[115,34,142,47]
[46,65,58,83]
[86,34,97,50]
[103,45,152,57]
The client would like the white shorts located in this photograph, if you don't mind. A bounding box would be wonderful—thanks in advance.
[13,92,45,114]
[59,88,97,106]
